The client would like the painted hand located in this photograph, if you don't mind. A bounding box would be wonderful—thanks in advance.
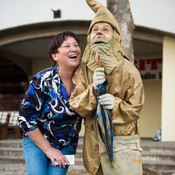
[98,93,115,110]
[93,67,106,89]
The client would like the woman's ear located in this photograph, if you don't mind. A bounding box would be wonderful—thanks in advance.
[52,53,58,62]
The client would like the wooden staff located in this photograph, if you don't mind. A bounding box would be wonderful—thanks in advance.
[95,52,101,68]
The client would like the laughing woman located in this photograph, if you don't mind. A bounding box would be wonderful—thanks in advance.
[18,31,82,175]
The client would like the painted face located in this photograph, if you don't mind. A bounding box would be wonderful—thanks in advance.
[90,22,114,44]
[52,36,81,71]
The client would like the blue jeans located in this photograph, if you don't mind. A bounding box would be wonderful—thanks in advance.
[23,137,76,175]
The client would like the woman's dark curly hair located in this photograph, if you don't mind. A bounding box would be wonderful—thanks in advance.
[48,31,80,66]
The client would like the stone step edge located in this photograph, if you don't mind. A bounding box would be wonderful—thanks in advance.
[68,165,85,170]
[1,155,174,166]
[0,147,23,151]
[1,147,175,157]
[0,147,82,151]
[143,160,175,166]
[143,164,175,171]
[0,155,24,159]
[142,152,175,156]
[0,155,83,161]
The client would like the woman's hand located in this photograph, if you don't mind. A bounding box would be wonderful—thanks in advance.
[45,147,70,168]
[27,128,70,168]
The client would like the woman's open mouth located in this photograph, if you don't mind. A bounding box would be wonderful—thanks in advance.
[68,55,78,59]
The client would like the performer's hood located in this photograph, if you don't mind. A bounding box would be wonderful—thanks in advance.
[86,0,120,35]
[82,0,128,74]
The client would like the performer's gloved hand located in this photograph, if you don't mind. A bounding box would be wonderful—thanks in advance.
[98,94,115,110]
[93,68,106,89]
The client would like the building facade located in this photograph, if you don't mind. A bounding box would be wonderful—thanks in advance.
[0,0,175,141]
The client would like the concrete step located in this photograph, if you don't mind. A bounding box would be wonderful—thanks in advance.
[0,155,25,163]
[0,146,82,158]
[0,147,23,157]
[76,149,82,158]
[0,139,22,148]
[0,140,24,163]
[142,152,175,162]
[142,145,175,154]
[75,157,83,166]
[143,160,175,171]
[0,150,83,164]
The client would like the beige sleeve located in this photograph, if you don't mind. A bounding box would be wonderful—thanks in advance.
[70,67,97,118]
[111,68,145,124]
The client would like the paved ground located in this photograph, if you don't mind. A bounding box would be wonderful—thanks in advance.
[1,163,175,175]
[0,163,27,175]
[0,163,88,175]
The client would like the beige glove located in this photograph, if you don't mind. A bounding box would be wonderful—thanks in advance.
[93,68,106,89]
[98,94,115,110]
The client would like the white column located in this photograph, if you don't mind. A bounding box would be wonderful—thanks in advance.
[162,36,175,141]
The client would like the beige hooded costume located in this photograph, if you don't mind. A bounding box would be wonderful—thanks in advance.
[70,0,145,174]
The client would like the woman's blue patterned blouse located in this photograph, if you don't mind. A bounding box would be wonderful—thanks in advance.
[19,66,82,149]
